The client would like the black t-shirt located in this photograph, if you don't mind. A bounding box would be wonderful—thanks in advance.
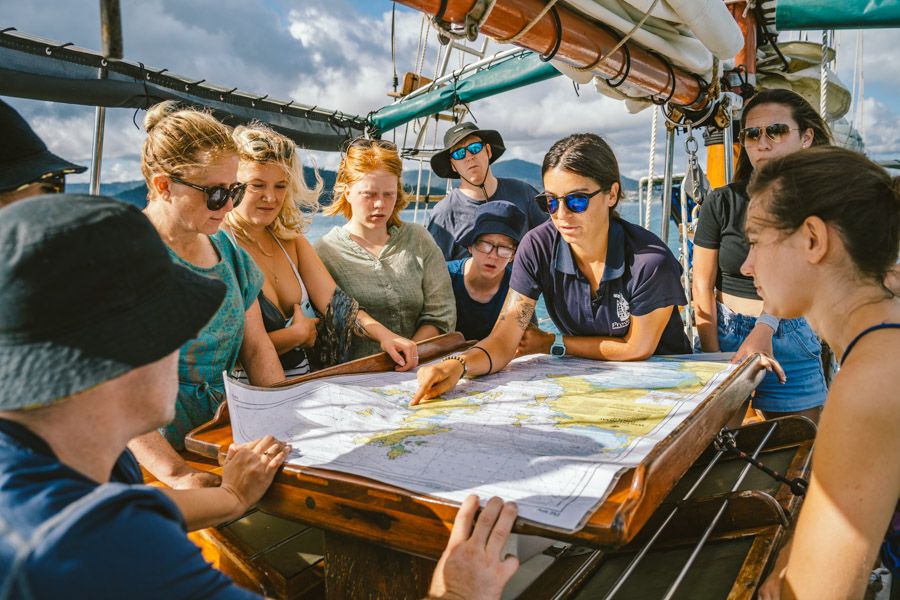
[693,181,760,300]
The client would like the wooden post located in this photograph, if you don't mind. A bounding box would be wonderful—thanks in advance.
[324,532,435,599]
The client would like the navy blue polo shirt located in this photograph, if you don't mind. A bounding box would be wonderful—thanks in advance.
[509,219,691,355]
[0,418,258,600]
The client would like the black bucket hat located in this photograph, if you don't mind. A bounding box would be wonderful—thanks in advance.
[0,194,226,410]
[430,122,505,179]
[0,99,87,193]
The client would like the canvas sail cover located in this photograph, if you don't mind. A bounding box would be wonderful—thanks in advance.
[775,0,900,30]
[369,51,559,134]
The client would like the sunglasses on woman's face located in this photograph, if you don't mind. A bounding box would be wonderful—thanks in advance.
[535,188,605,214]
[449,141,485,161]
[738,123,800,145]
[169,176,247,211]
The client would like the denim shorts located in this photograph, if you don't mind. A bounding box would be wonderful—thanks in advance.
[717,303,827,413]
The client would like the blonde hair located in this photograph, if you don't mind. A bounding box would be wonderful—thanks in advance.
[325,143,408,228]
[140,101,236,198]
[225,122,323,245]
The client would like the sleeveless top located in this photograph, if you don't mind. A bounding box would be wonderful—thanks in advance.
[257,235,315,377]
[837,322,900,576]
[839,322,900,366]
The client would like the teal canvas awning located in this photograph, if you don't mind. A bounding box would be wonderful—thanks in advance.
[776,0,900,29]
[369,52,560,134]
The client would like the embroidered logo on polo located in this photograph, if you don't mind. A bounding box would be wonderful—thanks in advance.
[611,292,630,330]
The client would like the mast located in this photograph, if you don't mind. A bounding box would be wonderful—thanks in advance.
[705,1,756,189]
[89,0,123,194]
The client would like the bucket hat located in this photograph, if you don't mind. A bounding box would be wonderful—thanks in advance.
[0,99,87,193]
[430,122,505,179]
[0,194,226,410]
[457,200,527,248]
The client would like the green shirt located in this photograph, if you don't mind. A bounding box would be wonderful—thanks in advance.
[314,222,456,360]
[164,231,263,450]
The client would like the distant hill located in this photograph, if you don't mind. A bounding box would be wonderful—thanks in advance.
[68,182,149,208]
[68,157,637,209]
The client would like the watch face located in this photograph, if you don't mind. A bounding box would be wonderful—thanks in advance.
[550,345,565,357]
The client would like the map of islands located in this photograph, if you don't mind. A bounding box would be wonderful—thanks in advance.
[225,354,734,531]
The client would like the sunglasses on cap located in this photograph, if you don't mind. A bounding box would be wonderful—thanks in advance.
[169,176,246,211]
[450,141,485,161]
[738,123,800,145]
[341,137,398,154]
[472,239,515,259]
[535,188,605,215]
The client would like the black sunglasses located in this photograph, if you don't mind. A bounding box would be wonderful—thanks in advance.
[738,123,800,145]
[341,137,398,154]
[535,189,605,214]
[169,176,246,210]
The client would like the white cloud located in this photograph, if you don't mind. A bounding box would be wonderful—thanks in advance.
[858,97,900,159]
[5,1,898,186]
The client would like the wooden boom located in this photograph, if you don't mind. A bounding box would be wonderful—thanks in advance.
[395,0,712,108]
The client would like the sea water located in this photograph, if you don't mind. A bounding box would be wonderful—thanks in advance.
[303,203,683,333]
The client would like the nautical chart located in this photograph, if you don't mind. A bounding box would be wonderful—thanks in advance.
[225,355,734,531]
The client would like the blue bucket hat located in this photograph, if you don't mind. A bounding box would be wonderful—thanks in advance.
[0,194,226,410]
[456,200,527,248]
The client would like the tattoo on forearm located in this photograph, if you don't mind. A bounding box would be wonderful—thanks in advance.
[501,291,535,331]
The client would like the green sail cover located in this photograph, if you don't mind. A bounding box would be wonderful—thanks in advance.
[369,52,560,134]
[776,0,900,29]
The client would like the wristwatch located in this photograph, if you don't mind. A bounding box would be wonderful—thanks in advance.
[550,333,566,357]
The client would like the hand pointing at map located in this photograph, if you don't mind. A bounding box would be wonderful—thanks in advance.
[411,357,466,405]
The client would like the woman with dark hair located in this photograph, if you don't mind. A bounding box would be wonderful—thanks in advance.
[693,89,831,423]
[413,133,691,404]
[742,147,899,599]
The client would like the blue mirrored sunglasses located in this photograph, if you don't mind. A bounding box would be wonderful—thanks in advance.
[535,188,605,214]
[449,141,485,161]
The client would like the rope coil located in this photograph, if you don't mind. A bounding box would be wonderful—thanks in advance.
[495,0,561,44]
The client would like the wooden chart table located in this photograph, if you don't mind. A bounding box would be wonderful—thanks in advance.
[186,333,768,599]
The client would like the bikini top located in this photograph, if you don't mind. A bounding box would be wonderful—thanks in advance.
[263,234,316,323]
[840,322,900,366]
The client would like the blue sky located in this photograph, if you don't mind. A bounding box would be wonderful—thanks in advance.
[2,0,898,183]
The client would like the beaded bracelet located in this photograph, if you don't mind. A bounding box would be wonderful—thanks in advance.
[444,354,468,378]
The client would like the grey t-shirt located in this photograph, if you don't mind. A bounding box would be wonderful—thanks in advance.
[426,177,548,261]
